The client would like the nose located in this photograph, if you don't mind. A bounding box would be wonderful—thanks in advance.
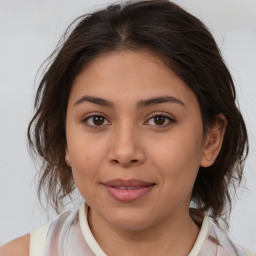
[108,124,146,168]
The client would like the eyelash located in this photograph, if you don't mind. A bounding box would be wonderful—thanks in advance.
[145,113,175,127]
[82,112,175,129]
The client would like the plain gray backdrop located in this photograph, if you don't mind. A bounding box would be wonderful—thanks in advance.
[0,0,255,251]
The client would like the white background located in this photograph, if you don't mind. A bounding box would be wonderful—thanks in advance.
[0,0,255,251]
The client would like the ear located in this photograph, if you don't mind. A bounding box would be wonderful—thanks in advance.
[200,114,227,167]
[65,146,71,167]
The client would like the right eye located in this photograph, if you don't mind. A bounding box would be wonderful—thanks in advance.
[83,114,111,128]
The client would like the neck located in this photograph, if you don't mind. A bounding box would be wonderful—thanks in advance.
[88,207,200,256]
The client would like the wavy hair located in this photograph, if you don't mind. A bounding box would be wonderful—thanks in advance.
[28,0,248,227]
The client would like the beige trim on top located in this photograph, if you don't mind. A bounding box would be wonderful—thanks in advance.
[29,222,50,256]
[79,201,107,256]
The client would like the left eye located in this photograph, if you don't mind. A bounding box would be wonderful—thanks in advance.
[83,115,110,127]
[146,115,174,126]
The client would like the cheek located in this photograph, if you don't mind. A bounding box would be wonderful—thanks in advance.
[150,128,203,195]
[67,125,107,168]
[152,129,202,167]
[67,136,107,194]
[70,149,103,203]
[70,146,103,175]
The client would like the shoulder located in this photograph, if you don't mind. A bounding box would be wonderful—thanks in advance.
[0,234,30,256]
[207,218,255,256]
[240,247,256,256]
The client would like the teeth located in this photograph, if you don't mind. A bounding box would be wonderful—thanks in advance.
[117,186,142,190]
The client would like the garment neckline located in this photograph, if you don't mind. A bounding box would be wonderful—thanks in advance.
[78,201,210,256]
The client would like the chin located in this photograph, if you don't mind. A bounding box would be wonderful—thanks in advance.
[105,209,156,231]
[112,219,151,231]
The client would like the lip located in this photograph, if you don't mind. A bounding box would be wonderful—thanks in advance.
[102,179,155,203]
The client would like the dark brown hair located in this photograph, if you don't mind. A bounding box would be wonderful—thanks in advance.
[28,0,248,226]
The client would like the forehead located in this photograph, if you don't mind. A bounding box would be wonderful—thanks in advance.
[69,50,198,109]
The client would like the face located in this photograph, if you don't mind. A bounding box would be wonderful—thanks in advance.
[65,50,211,231]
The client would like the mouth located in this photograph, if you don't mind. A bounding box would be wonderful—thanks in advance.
[102,179,156,203]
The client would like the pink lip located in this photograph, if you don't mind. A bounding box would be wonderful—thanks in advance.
[103,179,155,203]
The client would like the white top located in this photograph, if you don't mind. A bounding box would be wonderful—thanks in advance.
[78,202,210,256]
[30,222,50,256]
[30,201,253,256]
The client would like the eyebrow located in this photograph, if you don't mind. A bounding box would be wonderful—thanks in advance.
[74,95,114,107]
[137,96,185,108]
[74,95,185,108]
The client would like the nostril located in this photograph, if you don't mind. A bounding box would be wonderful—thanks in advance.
[111,159,138,165]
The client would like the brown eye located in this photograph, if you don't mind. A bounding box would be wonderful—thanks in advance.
[154,116,166,125]
[84,115,110,127]
[146,114,174,126]
[92,116,104,125]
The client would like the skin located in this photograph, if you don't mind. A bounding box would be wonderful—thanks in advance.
[0,234,29,256]
[65,50,226,256]
[0,50,226,256]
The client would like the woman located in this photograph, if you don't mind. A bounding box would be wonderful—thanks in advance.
[0,0,254,255]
